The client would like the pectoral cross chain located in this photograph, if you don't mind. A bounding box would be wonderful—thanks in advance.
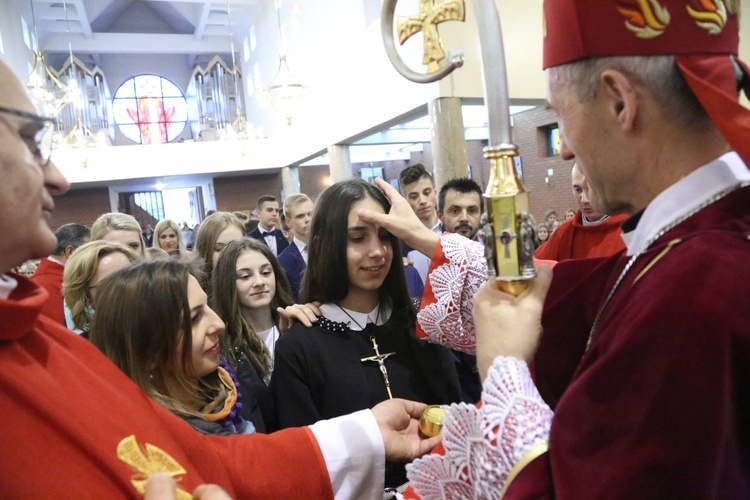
[361,336,395,399]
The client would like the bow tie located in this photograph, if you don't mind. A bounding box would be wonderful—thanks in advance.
[261,231,274,237]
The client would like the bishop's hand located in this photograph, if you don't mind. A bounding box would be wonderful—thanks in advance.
[474,264,553,379]
[371,398,441,462]
[358,178,440,258]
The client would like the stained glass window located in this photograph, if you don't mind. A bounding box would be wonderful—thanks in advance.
[113,75,188,144]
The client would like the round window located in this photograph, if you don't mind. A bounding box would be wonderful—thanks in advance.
[112,75,188,144]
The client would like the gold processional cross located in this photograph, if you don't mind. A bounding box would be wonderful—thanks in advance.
[396,0,465,74]
[361,336,396,399]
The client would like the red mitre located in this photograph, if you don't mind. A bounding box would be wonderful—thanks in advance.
[542,0,750,168]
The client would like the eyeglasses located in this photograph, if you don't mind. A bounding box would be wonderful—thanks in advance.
[0,105,56,166]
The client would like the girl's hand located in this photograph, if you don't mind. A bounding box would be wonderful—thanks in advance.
[277,302,322,333]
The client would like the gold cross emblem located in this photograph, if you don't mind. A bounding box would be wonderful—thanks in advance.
[397,0,465,73]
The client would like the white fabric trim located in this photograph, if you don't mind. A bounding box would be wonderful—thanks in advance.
[319,302,392,331]
[47,255,66,266]
[624,152,750,256]
[0,274,18,300]
[309,409,385,500]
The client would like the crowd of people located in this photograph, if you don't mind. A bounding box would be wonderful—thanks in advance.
[2,0,749,497]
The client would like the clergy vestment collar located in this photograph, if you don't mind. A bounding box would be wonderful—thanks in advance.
[319,302,392,331]
[621,152,750,256]
[0,274,19,300]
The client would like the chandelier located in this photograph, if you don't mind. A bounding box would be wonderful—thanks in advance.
[25,0,73,117]
[264,0,307,125]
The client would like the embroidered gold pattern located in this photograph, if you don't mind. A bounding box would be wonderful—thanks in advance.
[617,0,671,38]
[633,238,682,284]
[687,0,728,35]
[117,435,192,500]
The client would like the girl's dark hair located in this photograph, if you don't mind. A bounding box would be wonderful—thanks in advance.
[211,237,294,376]
[89,259,217,417]
[303,179,412,313]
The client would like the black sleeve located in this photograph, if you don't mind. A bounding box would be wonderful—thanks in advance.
[269,329,322,429]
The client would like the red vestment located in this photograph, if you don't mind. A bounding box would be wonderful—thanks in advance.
[0,276,333,498]
[535,211,628,261]
[410,183,750,498]
[30,257,65,325]
[519,185,750,498]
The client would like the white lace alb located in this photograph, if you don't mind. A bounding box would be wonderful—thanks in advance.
[406,357,552,499]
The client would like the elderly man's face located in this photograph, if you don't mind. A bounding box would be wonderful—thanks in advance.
[0,62,69,271]
[546,70,622,215]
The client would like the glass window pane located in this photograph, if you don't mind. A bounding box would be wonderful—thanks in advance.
[114,78,136,99]
[161,78,182,97]
[167,121,186,142]
[112,98,138,124]
[118,123,143,144]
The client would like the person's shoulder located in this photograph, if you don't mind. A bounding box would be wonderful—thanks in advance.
[277,243,298,261]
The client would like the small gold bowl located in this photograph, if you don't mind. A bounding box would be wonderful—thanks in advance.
[419,405,446,438]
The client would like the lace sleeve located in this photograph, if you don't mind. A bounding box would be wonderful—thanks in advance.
[417,233,487,354]
[406,356,553,499]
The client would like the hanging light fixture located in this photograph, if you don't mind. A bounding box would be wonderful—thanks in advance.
[25,0,73,117]
[225,0,247,140]
[55,0,97,149]
[264,0,307,125]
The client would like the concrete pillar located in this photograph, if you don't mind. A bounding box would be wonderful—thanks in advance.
[281,166,300,196]
[429,96,468,188]
[328,144,353,183]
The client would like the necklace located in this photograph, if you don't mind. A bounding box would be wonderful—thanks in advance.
[336,303,395,399]
[584,182,747,354]
[336,303,381,330]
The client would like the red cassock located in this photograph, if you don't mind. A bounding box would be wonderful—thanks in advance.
[30,257,65,325]
[410,185,750,498]
[0,276,332,498]
[526,185,750,498]
[534,211,628,262]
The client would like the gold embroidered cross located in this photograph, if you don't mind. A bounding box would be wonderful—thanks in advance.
[361,335,396,399]
[397,0,465,73]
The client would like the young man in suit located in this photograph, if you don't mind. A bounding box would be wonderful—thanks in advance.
[277,193,313,301]
[248,195,289,256]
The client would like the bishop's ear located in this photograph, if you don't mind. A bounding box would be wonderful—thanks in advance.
[599,69,638,131]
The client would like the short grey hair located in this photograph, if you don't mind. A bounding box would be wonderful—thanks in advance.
[549,55,712,131]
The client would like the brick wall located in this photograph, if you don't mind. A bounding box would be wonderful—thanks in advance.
[214,173,282,213]
[50,187,111,229]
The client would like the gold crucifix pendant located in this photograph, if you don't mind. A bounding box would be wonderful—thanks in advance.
[361,335,396,399]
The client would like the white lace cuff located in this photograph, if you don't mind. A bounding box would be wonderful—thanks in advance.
[406,356,552,498]
[418,233,486,354]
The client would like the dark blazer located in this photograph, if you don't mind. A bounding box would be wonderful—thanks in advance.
[247,227,289,256]
[277,242,306,302]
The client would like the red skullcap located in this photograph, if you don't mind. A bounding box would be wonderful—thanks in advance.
[543,0,750,168]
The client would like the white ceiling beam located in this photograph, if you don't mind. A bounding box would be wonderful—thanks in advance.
[194,1,212,40]
[43,32,234,54]
[72,0,93,39]
[144,0,258,4]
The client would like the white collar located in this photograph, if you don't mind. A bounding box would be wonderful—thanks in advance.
[581,214,609,226]
[47,255,66,266]
[0,274,19,300]
[319,302,392,331]
[293,237,307,252]
[622,151,750,256]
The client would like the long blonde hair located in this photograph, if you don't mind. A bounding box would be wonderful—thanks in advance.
[154,219,189,259]
[62,240,141,330]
